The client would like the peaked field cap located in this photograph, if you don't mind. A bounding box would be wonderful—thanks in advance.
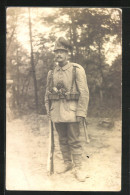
[54,37,72,52]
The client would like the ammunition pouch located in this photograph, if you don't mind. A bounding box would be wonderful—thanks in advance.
[66,93,80,100]
[48,65,80,101]
[48,92,80,100]
[48,94,65,100]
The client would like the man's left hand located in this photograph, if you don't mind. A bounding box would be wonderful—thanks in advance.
[76,116,85,124]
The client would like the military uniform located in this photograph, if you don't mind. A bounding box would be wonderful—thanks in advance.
[45,62,89,122]
[45,37,89,181]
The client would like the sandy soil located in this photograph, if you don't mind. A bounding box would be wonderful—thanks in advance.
[6,114,121,191]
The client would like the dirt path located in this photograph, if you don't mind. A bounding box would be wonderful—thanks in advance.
[6,115,121,191]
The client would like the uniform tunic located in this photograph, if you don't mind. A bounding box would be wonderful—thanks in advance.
[45,62,89,123]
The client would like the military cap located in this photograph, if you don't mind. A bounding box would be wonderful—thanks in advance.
[54,37,72,52]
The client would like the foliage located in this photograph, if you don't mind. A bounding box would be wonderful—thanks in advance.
[6,8,122,118]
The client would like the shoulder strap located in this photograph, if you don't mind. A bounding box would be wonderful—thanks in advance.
[70,66,76,92]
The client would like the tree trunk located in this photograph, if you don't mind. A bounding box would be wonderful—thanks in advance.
[7,26,16,52]
[16,50,20,107]
[69,25,74,62]
[71,23,79,63]
[98,40,106,103]
[28,8,39,113]
[69,11,80,63]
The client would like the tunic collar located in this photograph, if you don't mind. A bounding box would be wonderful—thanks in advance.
[56,62,72,71]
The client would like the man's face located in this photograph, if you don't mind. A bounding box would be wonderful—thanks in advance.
[55,49,69,64]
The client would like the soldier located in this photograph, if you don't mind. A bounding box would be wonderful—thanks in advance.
[45,37,89,182]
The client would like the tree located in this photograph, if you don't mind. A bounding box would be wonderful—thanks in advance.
[6,7,122,117]
[28,8,39,113]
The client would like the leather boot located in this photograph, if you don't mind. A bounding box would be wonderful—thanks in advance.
[56,150,73,174]
[74,166,86,182]
[72,154,86,182]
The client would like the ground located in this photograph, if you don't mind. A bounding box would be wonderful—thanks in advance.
[6,114,121,191]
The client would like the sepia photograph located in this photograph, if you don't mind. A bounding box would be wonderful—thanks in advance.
[6,7,122,191]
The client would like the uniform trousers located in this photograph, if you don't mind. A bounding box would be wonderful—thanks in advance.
[55,122,82,164]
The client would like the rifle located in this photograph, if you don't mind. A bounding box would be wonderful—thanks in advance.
[47,104,55,176]
[83,118,90,143]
